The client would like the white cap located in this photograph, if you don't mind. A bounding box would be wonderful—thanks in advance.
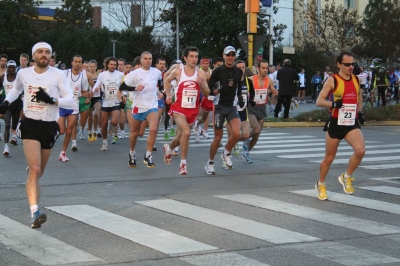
[32,42,52,56]
[6,60,17,67]
[223,46,236,54]
[370,64,374,68]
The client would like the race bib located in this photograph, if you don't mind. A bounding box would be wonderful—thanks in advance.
[255,89,268,105]
[181,89,198,108]
[207,95,215,101]
[73,87,80,102]
[5,84,13,95]
[237,94,247,111]
[338,103,357,126]
[26,86,48,113]
[105,85,117,99]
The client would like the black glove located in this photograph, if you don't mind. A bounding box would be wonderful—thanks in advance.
[0,101,9,114]
[332,99,343,109]
[119,101,125,109]
[249,100,256,107]
[36,87,54,104]
[358,111,365,125]
[238,95,245,108]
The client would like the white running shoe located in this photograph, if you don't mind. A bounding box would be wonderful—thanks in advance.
[79,132,84,140]
[205,162,215,175]
[71,144,77,151]
[201,130,209,139]
[101,142,107,151]
[163,144,172,165]
[179,162,187,175]
[120,130,125,139]
[195,126,201,143]
[221,153,233,169]
[3,144,9,156]
[59,152,69,162]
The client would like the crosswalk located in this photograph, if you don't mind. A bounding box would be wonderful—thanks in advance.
[1,182,400,265]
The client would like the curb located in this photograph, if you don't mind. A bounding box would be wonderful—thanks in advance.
[263,121,400,128]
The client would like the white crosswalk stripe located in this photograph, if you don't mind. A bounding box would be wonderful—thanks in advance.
[361,163,400,169]
[359,186,400,196]
[369,177,400,184]
[181,252,271,266]
[280,148,400,158]
[312,155,400,164]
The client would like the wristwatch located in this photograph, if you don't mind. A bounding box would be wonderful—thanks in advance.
[52,97,57,104]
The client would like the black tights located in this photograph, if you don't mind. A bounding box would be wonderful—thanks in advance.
[3,110,20,143]
[377,87,386,106]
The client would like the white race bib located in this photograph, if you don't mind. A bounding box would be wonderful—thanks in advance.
[255,89,268,105]
[5,84,13,95]
[181,89,198,108]
[207,95,215,101]
[105,85,117,99]
[26,86,48,113]
[338,103,357,126]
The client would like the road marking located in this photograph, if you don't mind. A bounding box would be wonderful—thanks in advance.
[290,190,400,215]
[361,163,400,169]
[0,214,102,265]
[280,148,400,159]
[359,186,400,196]
[215,194,400,235]
[289,242,400,266]
[181,252,271,266]
[46,205,218,255]
[136,199,320,244]
[154,132,291,141]
[312,155,400,164]
[369,177,400,184]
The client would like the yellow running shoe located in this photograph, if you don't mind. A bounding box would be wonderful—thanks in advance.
[92,133,97,141]
[88,133,93,142]
[338,173,355,195]
[315,182,328,200]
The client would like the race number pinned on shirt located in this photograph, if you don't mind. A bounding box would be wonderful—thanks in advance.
[338,103,357,125]
[237,94,247,111]
[5,84,13,95]
[26,85,48,113]
[105,85,117,99]
[181,89,198,108]
[255,89,268,105]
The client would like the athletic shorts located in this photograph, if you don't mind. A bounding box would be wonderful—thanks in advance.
[90,97,102,108]
[323,118,361,140]
[158,99,164,108]
[124,99,133,113]
[8,98,23,114]
[133,108,157,122]
[101,106,120,113]
[168,103,199,125]
[59,107,74,117]
[298,86,306,91]
[248,105,267,121]
[238,109,248,122]
[213,105,239,130]
[16,117,60,149]
[200,97,214,112]
[79,97,91,112]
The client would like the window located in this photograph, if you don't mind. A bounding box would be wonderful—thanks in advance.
[345,0,355,9]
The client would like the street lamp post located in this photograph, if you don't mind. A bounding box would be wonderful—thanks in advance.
[111,40,117,58]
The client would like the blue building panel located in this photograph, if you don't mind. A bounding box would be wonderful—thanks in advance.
[260,0,272,7]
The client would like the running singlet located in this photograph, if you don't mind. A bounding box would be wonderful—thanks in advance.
[3,73,16,95]
[174,67,200,109]
[253,76,268,105]
[64,69,88,114]
[330,74,360,124]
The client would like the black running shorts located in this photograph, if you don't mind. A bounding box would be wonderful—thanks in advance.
[17,118,60,149]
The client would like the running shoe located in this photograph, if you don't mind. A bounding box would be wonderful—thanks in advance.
[315,182,328,200]
[143,155,155,168]
[219,142,223,147]
[31,209,47,229]
[79,132,84,140]
[170,127,175,137]
[88,133,93,142]
[242,152,253,163]
[111,135,118,144]
[152,146,157,151]
[195,127,201,143]
[242,139,250,152]
[163,144,172,165]
[294,100,299,108]
[201,130,210,139]
[120,130,125,139]
[172,148,179,156]
[3,144,9,156]
[221,153,233,169]
[338,173,355,195]
[96,132,102,138]
[179,162,187,175]
[59,152,69,162]
[205,162,215,175]
[10,136,18,145]
[290,102,294,110]
[71,144,77,151]
[193,121,199,135]
[233,143,240,156]
[128,153,136,168]
[164,132,169,141]
[101,142,107,151]
[92,133,97,141]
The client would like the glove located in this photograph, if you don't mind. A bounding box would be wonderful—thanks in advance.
[238,95,245,108]
[0,101,9,114]
[249,100,256,107]
[358,111,365,125]
[36,87,54,104]
[332,99,343,109]
[119,101,125,109]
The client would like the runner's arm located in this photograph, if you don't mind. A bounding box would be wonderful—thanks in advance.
[57,72,74,108]
[4,75,24,104]
[198,71,210,97]
[316,76,334,108]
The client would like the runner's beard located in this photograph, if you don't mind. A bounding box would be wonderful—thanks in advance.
[36,58,50,68]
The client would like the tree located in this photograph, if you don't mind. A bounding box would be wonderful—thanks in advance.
[54,0,94,30]
[356,0,400,62]
[160,0,286,59]
[296,0,362,68]
[0,0,40,59]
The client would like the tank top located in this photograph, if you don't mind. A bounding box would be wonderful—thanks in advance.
[3,73,16,95]
[330,74,359,119]
[253,76,269,105]
[175,67,200,109]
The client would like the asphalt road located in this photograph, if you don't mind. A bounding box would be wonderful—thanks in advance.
[0,119,399,266]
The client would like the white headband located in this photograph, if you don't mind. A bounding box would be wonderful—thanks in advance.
[32,42,52,56]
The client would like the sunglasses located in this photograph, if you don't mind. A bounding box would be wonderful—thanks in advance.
[342,62,356,67]
[226,53,236,57]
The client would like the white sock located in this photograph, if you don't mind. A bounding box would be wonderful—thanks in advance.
[318,181,325,185]
[181,159,187,165]
[103,139,107,144]
[129,150,135,156]
[72,140,76,146]
[30,205,38,217]
[146,151,152,157]
[224,149,230,155]
[344,172,350,178]
[166,145,171,152]
[208,160,214,164]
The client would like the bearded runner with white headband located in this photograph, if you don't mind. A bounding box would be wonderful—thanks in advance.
[0,42,74,229]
